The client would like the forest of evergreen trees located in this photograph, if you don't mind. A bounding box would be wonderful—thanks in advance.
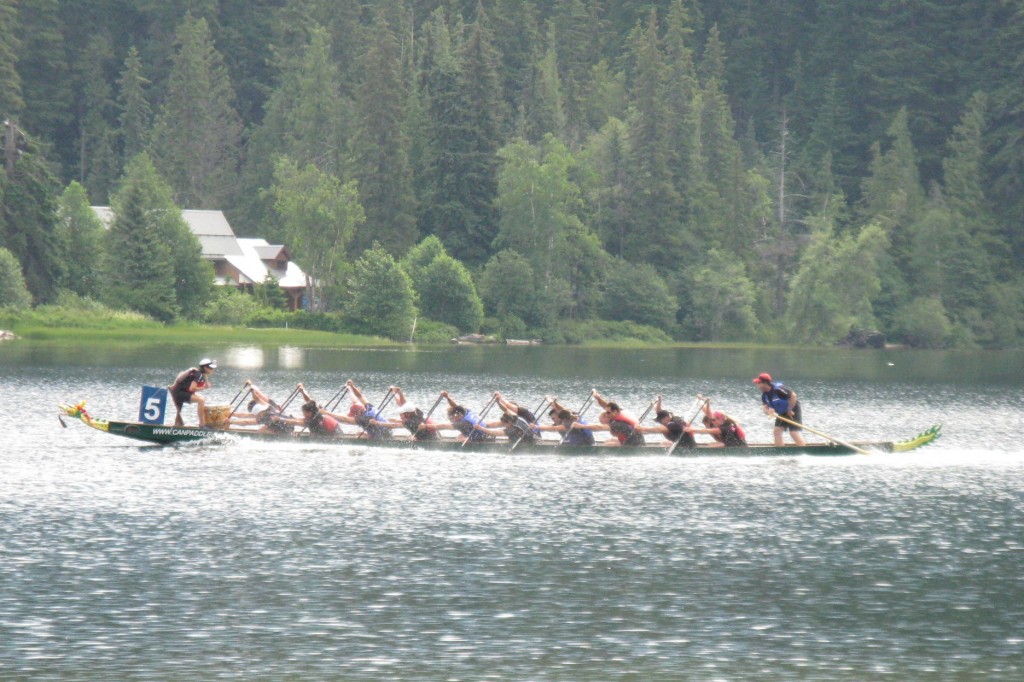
[1,0,1022,348]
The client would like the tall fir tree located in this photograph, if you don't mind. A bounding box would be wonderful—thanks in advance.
[240,24,349,240]
[150,12,243,209]
[15,0,73,161]
[0,130,66,303]
[451,15,504,264]
[621,10,683,269]
[419,10,503,265]
[0,0,22,118]
[73,32,118,203]
[858,108,926,262]
[57,181,105,297]
[104,153,179,321]
[116,47,152,170]
[351,7,418,255]
[662,0,704,230]
[109,152,212,320]
[526,24,567,143]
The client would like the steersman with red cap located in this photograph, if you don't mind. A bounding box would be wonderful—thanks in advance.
[752,372,805,446]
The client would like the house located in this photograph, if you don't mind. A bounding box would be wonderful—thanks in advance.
[226,238,308,311]
[91,206,309,311]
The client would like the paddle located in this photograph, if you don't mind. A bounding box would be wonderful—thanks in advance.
[412,393,445,438]
[558,394,594,446]
[772,413,871,455]
[619,398,656,444]
[277,385,302,413]
[666,397,709,456]
[226,384,255,422]
[228,383,251,408]
[323,385,350,414]
[461,393,498,447]
[530,396,550,422]
[375,388,397,415]
[509,396,549,452]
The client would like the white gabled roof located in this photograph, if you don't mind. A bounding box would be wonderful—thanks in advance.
[90,206,244,258]
[181,209,244,258]
[227,238,308,289]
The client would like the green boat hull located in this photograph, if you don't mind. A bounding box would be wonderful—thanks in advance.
[59,403,941,457]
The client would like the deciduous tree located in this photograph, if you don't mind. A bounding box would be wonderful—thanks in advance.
[342,245,416,341]
[268,157,363,312]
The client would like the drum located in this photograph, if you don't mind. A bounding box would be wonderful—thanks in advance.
[203,405,232,430]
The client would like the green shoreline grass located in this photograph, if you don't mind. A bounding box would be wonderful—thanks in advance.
[4,323,782,350]
[7,323,397,347]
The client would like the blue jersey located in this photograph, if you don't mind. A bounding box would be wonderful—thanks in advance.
[357,403,391,439]
[761,382,796,409]
[456,411,493,442]
[563,418,596,446]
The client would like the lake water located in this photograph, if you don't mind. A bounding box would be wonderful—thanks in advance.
[2,342,1023,680]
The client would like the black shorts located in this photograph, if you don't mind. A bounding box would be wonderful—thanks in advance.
[774,402,802,430]
[170,388,194,410]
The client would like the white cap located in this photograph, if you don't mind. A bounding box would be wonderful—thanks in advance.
[252,404,269,415]
[199,358,217,369]
[399,403,419,414]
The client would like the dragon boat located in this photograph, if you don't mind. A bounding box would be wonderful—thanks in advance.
[58,401,941,457]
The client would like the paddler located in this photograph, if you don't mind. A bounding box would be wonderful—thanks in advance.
[535,404,596,446]
[440,391,495,443]
[230,381,294,434]
[588,389,645,446]
[381,386,442,441]
[634,396,696,449]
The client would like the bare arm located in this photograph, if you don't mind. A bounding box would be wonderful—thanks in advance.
[346,380,368,407]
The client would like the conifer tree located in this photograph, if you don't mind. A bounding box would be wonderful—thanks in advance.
[57,181,105,297]
[74,32,118,202]
[15,0,72,156]
[0,246,31,308]
[0,0,23,118]
[240,24,349,240]
[419,10,503,265]
[526,25,566,143]
[452,17,504,264]
[116,47,152,169]
[104,154,180,321]
[581,117,631,258]
[662,0,704,229]
[858,108,926,266]
[150,12,243,209]
[351,7,418,255]
[0,130,65,303]
[621,11,683,269]
[109,153,212,320]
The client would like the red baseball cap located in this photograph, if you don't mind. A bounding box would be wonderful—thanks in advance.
[752,373,772,384]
